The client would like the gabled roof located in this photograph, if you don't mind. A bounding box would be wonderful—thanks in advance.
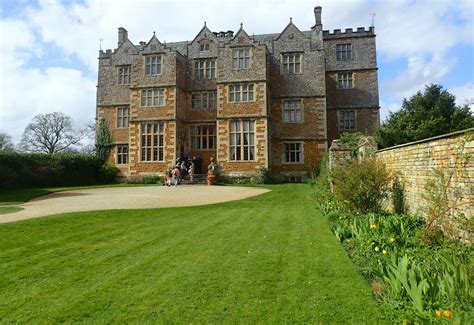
[143,32,169,53]
[231,24,252,43]
[275,19,305,41]
[115,38,138,55]
[190,22,218,45]
[146,32,161,47]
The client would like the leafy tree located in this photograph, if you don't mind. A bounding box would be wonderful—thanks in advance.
[377,84,474,148]
[19,112,85,154]
[0,132,14,151]
[95,118,113,163]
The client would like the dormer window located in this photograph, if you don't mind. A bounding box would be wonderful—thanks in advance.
[232,48,251,69]
[281,53,302,74]
[145,55,162,76]
[200,43,210,52]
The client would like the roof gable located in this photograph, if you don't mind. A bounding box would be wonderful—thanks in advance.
[276,20,306,42]
[114,38,138,56]
[190,23,217,45]
[230,24,256,46]
[143,32,167,53]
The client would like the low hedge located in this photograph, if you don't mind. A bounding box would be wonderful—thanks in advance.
[0,152,118,188]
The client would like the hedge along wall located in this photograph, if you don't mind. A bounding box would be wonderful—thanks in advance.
[376,129,474,220]
[0,153,107,188]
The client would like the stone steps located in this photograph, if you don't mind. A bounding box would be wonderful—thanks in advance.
[179,174,208,185]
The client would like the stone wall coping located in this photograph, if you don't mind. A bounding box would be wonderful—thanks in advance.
[377,128,474,153]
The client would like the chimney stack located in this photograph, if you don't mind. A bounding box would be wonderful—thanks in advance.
[118,27,128,47]
[314,6,322,31]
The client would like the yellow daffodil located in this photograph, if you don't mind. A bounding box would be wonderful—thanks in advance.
[389,237,395,243]
[435,309,442,317]
[370,224,377,230]
[374,246,380,252]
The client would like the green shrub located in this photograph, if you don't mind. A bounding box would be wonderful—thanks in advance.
[305,162,321,179]
[256,167,273,184]
[330,158,392,214]
[340,131,365,158]
[95,118,113,163]
[141,175,163,185]
[0,152,107,187]
[98,164,119,183]
[391,175,406,215]
[218,175,256,185]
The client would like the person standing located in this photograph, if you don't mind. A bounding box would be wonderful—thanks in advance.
[188,160,195,183]
[180,160,187,180]
[171,165,181,187]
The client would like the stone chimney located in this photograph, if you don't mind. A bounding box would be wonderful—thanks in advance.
[313,6,322,31]
[311,6,323,50]
[118,27,128,47]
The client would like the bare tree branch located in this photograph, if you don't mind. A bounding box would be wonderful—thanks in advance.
[0,132,15,151]
[19,112,86,154]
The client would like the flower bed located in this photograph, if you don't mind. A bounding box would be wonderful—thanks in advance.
[313,161,473,323]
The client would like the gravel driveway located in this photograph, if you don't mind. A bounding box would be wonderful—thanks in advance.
[0,186,269,224]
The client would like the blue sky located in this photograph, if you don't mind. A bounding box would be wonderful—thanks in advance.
[1,0,473,144]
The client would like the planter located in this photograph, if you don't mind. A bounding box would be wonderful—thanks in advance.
[207,175,216,186]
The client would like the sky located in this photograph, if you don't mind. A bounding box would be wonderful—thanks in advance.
[1,0,473,145]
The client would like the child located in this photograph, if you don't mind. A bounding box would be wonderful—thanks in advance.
[163,170,172,187]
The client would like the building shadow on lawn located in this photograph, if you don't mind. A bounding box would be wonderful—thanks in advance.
[31,191,90,201]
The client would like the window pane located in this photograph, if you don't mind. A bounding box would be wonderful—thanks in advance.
[159,148,164,161]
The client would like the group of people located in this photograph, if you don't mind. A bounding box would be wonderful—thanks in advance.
[164,155,203,187]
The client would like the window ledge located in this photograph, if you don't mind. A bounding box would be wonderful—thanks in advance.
[282,162,304,165]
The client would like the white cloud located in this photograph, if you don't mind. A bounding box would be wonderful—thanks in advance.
[449,82,474,109]
[0,65,96,143]
[374,0,473,59]
[383,52,456,99]
[379,100,401,122]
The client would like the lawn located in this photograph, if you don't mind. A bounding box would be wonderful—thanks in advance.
[0,206,24,215]
[0,184,386,323]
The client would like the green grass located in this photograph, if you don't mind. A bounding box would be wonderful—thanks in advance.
[0,206,23,214]
[0,184,386,323]
[0,183,151,204]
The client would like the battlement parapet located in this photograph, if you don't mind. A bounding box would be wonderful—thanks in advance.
[99,49,112,58]
[323,26,374,39]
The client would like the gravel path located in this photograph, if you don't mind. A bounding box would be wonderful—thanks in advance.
[0,186,269,224]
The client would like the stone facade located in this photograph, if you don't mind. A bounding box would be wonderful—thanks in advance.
[96,6,379,181]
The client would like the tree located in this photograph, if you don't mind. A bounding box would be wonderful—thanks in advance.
[19,112,85,154]
[376,84,474,148]
[95,118,113,163]
[0,132,14,151]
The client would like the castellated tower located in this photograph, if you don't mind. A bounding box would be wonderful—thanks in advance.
[96,6,379,182]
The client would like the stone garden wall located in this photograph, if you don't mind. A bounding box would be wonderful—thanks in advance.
[328,129,473,220]
[376,129,473,219]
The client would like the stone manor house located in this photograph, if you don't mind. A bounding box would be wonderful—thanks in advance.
[96,6,379,181]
